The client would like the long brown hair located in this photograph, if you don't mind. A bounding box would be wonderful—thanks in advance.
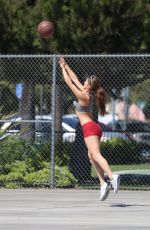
[88,75,106,115]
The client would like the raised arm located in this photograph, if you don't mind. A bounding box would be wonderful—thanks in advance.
[59,58,83,99]
[60,57,83,90]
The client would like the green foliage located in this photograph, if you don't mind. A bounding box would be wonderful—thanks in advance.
[0,136,40,164]
[4,183,22,189]
[0,136,77,188]
[0,136,24,164]
[10,161,34,175]
[0,174,5,184]
[5,171,24,183]
[101,138,142,164]
[0,160,77,188]
[0,136,72,168]
[0,0,40,53]
[55,165,78,188]
[24,168,49,186]
[30,141,72,166]
[0,82,18,115]
[55,141,72,166]
[0,0,150,53]
[0,160,33,186]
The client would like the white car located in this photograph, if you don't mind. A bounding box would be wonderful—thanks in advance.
[0,114,131,143]
[0,114,79,143]
[57,120,131,143]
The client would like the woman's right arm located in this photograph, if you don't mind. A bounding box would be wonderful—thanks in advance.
[59,64,84,100]
[60,57,83,90]
[65,64,83,90]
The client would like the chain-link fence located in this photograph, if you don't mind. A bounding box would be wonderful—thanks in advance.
[0,54,150,190]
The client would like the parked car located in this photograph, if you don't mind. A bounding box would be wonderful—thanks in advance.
[98,122,131,142]
[0,114,79,143]
[61,119,131,142]
[140,149,150,163]
[108,120,150,145]
[0,115,131,143]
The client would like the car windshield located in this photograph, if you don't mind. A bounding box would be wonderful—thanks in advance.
[63,117,79,129]
[109,120,150,133]
[126,123,150,132]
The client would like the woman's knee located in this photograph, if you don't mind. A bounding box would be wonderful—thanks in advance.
[90,151,100,161]
[88,152,92,163]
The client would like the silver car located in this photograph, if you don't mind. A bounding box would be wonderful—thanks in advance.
[108,120,150,146]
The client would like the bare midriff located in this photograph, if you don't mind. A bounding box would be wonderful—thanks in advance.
[75,111,93,126]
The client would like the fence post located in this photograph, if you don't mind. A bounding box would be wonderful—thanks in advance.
[112,88,116,130]
[123,86,129,131]
[50,55,56,188]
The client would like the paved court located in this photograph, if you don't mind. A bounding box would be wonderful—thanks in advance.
[0,189,149,230]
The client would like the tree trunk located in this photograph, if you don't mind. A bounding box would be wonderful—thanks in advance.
[20,81,35,141]
[55,84,63,141]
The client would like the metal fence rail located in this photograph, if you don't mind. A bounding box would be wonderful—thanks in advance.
[0,54,150,190]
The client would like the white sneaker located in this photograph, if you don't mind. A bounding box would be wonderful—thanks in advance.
[111,174,120,193]
[100,182,110,201]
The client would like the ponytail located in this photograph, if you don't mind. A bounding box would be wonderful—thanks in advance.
[89,75,106,116]
[96,87,106,116]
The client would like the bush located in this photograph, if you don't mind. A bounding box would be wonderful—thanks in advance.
[37,141,73,166]
[0,136,50,171]
[10,161,34,175]
[24,163,77,188]
[24,168,49,186]
[0,136,24,163]
[55,141,73,166]
[4,183,22,189]
[0,137,76,188]
[0,136,41,164]
[0,136,73,168]
[55,165,78,188]
[0,160,77,188]
[5,172,24,183]
[0,171,25,188]
[101,138,142,165]
[0,174,5,186]
[0,161,32,187]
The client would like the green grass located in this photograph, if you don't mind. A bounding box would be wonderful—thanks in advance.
[110,163,150,171]
[92,164,150,177]
[80,164,150,190]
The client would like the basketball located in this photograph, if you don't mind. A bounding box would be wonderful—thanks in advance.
[37,20,54,38]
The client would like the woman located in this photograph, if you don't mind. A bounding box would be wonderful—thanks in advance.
[59,57,120,201]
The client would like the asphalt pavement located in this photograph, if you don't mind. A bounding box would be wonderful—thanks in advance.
[0,189,149,230]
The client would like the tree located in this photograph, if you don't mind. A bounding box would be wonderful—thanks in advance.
[0,0,150,54]
[0,81,18,116]
[0,56,53,140]
[39,0,150,53]
[0,0,150,179]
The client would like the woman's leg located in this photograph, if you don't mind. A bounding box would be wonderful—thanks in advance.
[84,136,113,180]
[85,135,120,194]
[86,138,111,201]
[88,151,105,186]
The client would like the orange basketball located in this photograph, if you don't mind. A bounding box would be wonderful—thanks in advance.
[37,20,54,38]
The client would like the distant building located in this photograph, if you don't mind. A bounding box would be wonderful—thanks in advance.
[116,101,146,122]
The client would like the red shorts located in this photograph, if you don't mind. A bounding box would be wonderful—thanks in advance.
[82,121,102,138]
